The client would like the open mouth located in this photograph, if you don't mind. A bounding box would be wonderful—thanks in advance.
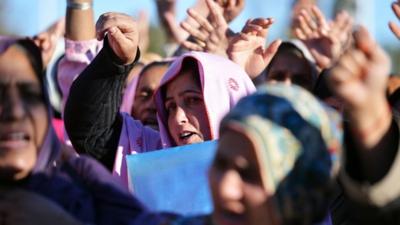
[179,131,196,140]
[0,132,30,150]
[177,131,202,145]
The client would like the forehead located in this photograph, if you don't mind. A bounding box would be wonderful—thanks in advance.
[270,51,311,73]
[0,46,38,84]
[217,127,258,166]
[139,65,169,85]
[165,69,201,97]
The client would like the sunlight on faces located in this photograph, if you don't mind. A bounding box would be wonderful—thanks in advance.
[164,63,211,146]
[0,45,48,181]
[209,128,279,225]
[132,64,169,130]
[266,50,315,91]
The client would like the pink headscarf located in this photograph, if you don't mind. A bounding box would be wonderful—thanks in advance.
[154,51,256,148]
[114,51,256,190]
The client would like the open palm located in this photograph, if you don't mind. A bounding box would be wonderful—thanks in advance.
[228,18,281,79]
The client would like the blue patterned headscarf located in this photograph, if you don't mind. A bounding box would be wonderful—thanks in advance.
[220,83,342,224]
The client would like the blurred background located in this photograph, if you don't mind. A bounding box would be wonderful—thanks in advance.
[0,0,398,72]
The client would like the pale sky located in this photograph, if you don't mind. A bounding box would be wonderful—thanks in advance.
[1,0,398,46]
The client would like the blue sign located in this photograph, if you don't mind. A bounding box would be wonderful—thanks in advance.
[126,140,217,215]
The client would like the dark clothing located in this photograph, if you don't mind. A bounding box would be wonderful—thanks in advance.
[1,145,150,225]
[64,40,138,170]
[336,117,400,225]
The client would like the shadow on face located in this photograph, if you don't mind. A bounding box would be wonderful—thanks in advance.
[264,43,316,91]
[132,63,169,130]
[0,43,48,181]
[209,127,279,225]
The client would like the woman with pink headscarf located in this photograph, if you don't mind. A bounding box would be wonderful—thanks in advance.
[64,12,256,189]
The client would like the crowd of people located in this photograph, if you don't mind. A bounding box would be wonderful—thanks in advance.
[1,0,400,224]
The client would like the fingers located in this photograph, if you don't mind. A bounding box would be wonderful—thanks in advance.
[242,23,263,34]
[392,1,400,20]
[353,26,375,58]
[263,39,282,63]
[96,13,136,41]
[294,27,307,40]
[228,33,251,52]
[241,18,274,37]
[187,8,214,33]
[390,2,400,39]
[206,0,226,27]
[310,48,331,69]
[181,40,204,51]
[297,11,315,38]
[181,20,209,42]
[164,12,187,43]
[389,21,400,39]
[331,11,353,38]
[311,5,329,31]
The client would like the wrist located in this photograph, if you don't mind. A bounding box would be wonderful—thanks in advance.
[67,0,92,10]
[346,96,392,148]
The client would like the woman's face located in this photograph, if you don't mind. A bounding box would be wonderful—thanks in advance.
[209,128,280,225]
[0,46,48,181]
[164,69,211,146]
[267,51,315,91]
[132,65,168,130]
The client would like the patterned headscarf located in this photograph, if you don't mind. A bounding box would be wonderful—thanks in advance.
[220,83,342,224]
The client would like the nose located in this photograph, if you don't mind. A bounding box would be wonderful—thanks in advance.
[0,88,26,121]
[283,77,292,86]
[218,169,243,202]
[144,98,156,114]
[173,105,189,125]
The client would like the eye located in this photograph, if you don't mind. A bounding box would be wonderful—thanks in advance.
[238,167,260,184]
[213,155,229,172]
[19,84,43,105]
[184,96,203,107]
[137,91,151,101]
[165,101,177,113]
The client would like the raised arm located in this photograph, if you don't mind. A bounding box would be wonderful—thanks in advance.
[329,26,400,207]
[66,0,95,40]
[64,13,139,170]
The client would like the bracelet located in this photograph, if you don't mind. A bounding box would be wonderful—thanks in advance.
[67,1,92,10]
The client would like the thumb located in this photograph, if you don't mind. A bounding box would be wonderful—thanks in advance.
[108,27,127,46]
[263,39,281,63]
[354,26,375,58]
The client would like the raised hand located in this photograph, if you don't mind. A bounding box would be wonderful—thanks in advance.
[294,5,353,70]
[156,0,188,44]
[328,26,391,147]
[227,18,281,79]
[96,12,139,65]
[389,0,400,39]
[180,0,233,56]
[32,17,65,68]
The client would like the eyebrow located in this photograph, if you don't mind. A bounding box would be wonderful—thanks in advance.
[165,90,202,103]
